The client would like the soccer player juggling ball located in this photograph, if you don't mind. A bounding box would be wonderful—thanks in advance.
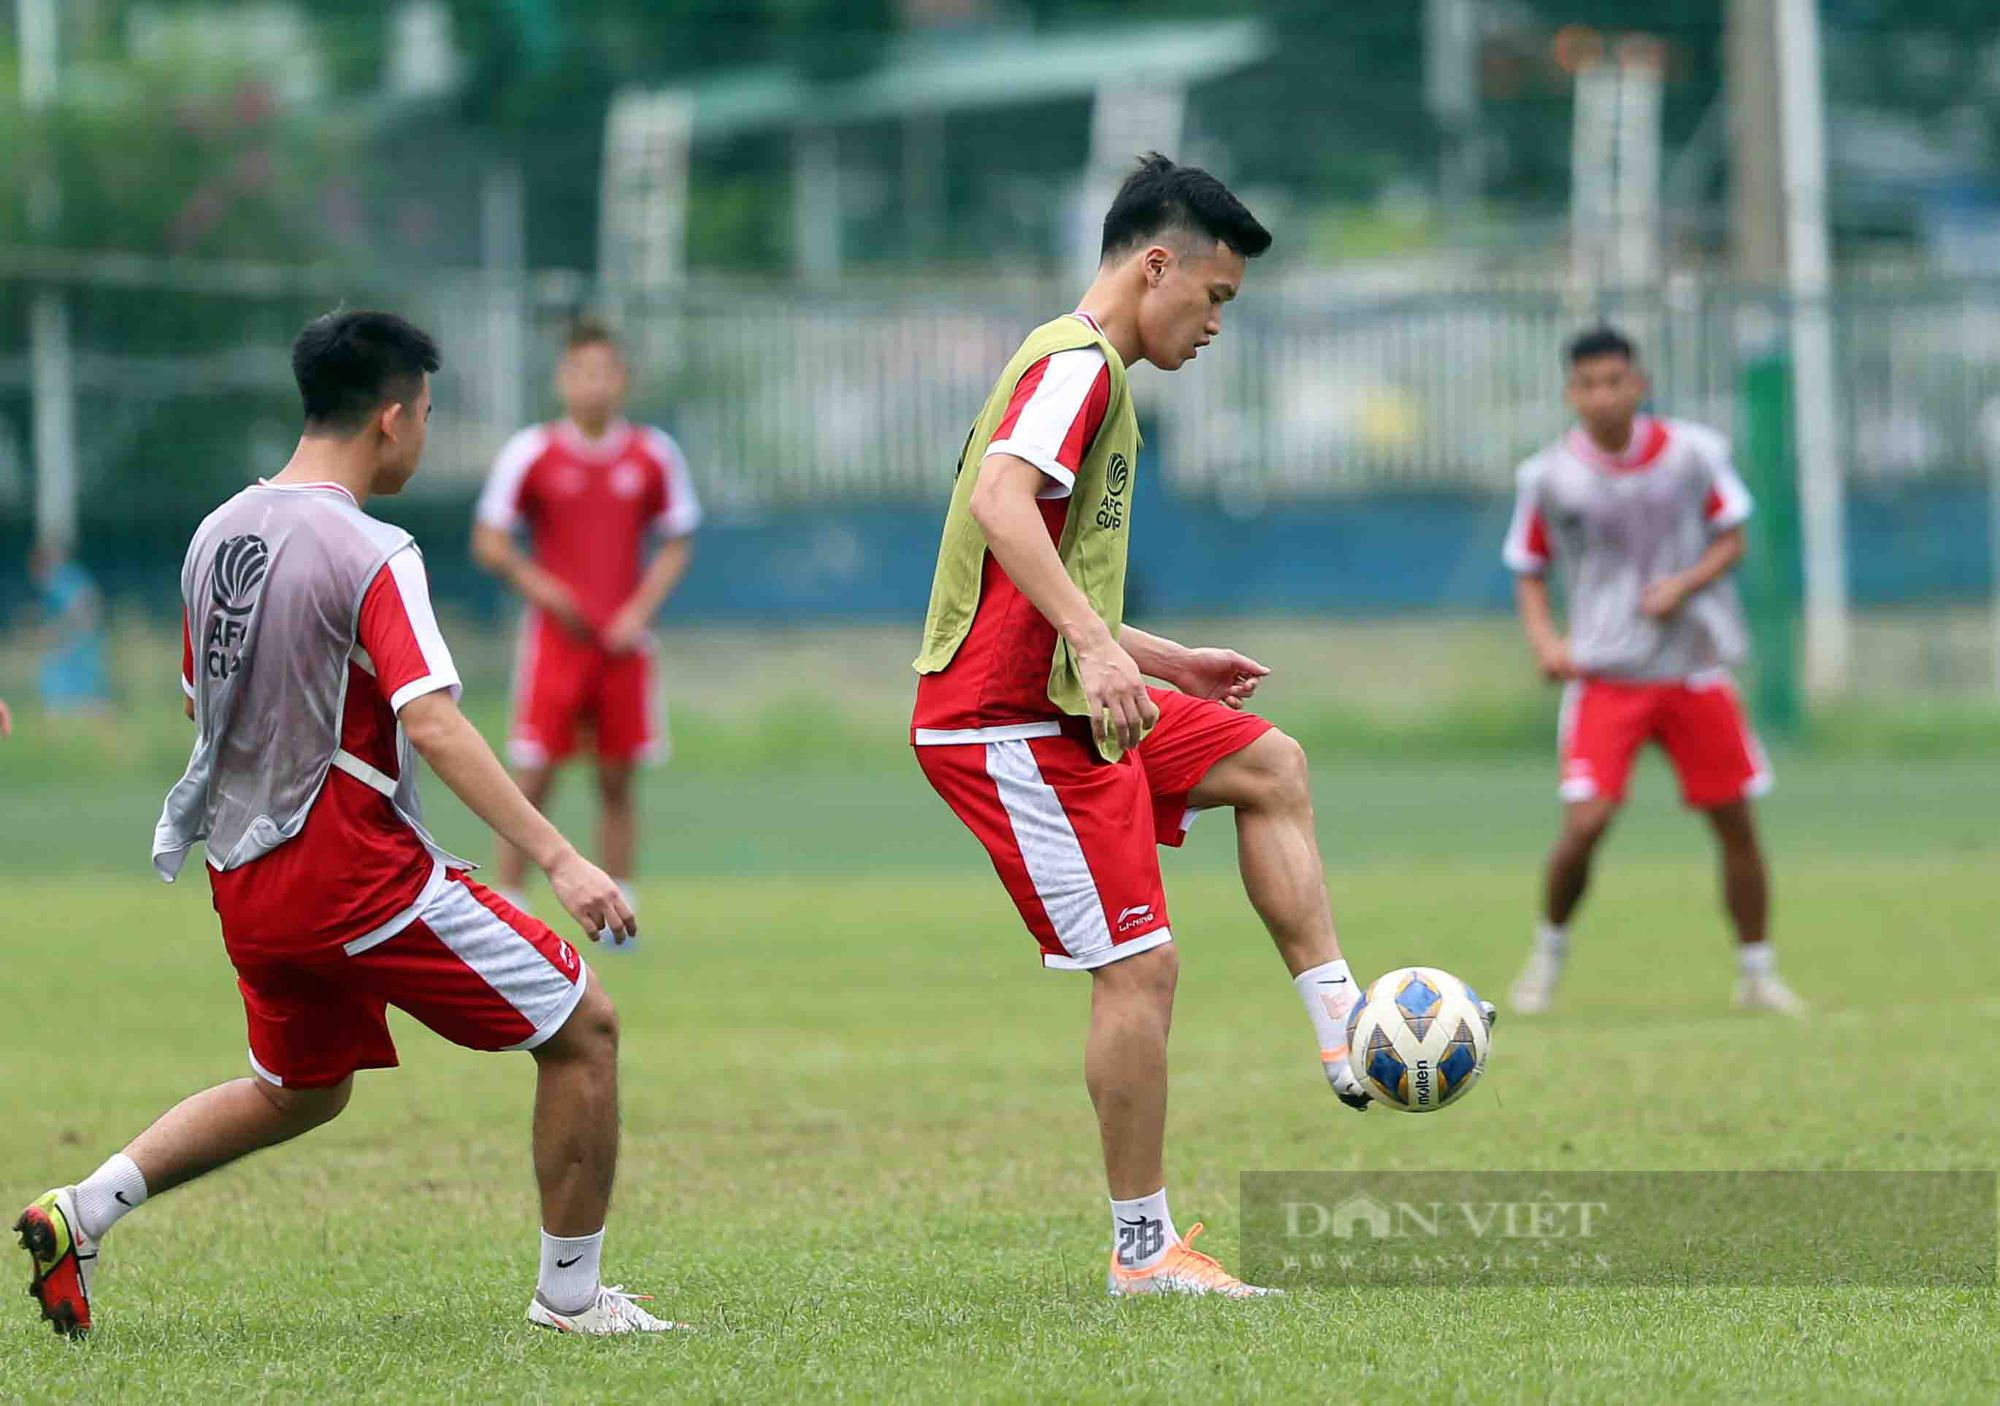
[1503,326,1804,1017]
[912,155,1388,1299]
[16,312,683,1337]
[472,319,701,935]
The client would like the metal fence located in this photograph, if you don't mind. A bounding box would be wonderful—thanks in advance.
[4,254,1998,519]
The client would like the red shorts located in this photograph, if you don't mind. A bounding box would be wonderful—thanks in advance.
[915,687,1274,971]
[509,613,660,768]
[230,869,588,1089]
[1558,672,1771,810]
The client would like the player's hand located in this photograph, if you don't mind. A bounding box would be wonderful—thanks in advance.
[1174,647,1270,710]
[1534,639,1577,681]
[1076,632,1157,751]
[545,849,637,942]
[532,580,593,639]
[600,601,649,656]
[0,697,11,739]
[1640,574,1691,619]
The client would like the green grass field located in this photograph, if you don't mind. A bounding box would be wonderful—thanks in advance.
[3,624,1999,1402]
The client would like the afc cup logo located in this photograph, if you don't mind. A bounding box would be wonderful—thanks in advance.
[204,533,269,681]
[210,534,270,618]
[1095,453,1130,531]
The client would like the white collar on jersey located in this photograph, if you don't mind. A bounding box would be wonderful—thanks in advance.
[1565,414,1667,470]
[255,478,360,506]
[555,418,635,459]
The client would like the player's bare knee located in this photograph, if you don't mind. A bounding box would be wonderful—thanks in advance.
[254,1074,352,1131]
[547,980,619,1066]
[1247,730,1311,812]
[1096,942,1179,1003]
[1562,801,1619,849]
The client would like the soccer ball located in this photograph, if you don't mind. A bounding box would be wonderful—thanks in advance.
[1345,966,1491,1113]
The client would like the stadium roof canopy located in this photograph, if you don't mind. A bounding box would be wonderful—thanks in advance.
[683,19,1272,142]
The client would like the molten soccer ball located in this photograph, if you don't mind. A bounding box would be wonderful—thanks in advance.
[1345,966,1491,1112]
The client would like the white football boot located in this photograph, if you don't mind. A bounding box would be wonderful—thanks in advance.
[1508,943,1565,1015]
[527,1284,693,1334]
[1734,972,1808,1016]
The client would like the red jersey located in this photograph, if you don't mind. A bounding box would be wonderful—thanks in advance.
[912,318,1113,735]
[181,490,462,959]
[475,418,702,631]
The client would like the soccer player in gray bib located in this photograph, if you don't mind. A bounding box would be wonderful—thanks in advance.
[16,312,684,1337]
[1501,327,1804,1017]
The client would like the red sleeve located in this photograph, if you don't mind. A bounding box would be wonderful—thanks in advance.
[357,548,462,713]
[181,610,195,698]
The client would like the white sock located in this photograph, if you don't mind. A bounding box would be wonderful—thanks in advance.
[1294,959,1358,1060]
[73,1154,147,1241]
[1535,921,1568,960]
[598,882,638,950]
[1110,1188,1177,1272]
[537,1228,604,1314]
[1738,942,1775,976]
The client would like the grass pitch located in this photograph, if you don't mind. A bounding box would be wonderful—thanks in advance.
[3,667,1998,1401]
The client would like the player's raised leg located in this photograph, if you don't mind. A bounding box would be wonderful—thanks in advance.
[16,1077,351,1336]
[1181,725,1373,1107]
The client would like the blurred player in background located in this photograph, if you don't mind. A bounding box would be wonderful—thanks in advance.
[1503,326,1803,1017]
[30,541,111,715]
[15,311,680,1338]
[473,319,701,937]
[913,155,1419,1300]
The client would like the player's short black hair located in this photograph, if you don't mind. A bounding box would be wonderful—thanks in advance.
[290,310,441,433]
[1100,152,1272,262]
[565,316,621,353]
[1566,325,1638,367]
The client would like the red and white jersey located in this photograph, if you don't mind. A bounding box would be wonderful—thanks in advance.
[175,482,463,959]
[912,313,1113,734]
[475,418,701,631]
[1503,415,1753,680]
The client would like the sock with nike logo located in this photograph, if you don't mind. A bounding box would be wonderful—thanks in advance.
[74,1152,148,1240]
[537,1228,604,1314]
[1110,1188,1177,1272]
[1294,958,1358,1065]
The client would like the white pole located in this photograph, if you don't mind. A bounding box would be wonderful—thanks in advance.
[1569,64,1617,297]
[1776,0,1850,696]
[1613,50,1662,290]
[20,0,78,554]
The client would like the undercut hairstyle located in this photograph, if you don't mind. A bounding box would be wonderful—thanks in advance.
[1099,152,1272,262]
[565,316,621,353]
[1566,325,1638,367]
[291,310,441,434]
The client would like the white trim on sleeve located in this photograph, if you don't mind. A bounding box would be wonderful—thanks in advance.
[474,426,549,531]
[641,426,704,537]
[383,547,462,705]
[984,440,1078,500]
[1707,457,1755,530]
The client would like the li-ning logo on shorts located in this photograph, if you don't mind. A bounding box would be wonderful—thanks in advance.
[1116,903,1154,934]
[1115,1215,1166,1268]
[204,533,269,681]
[1095,453,1130,531]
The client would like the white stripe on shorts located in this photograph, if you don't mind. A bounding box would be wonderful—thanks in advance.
[983,737,1116,968]
[415,879,588,1050]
